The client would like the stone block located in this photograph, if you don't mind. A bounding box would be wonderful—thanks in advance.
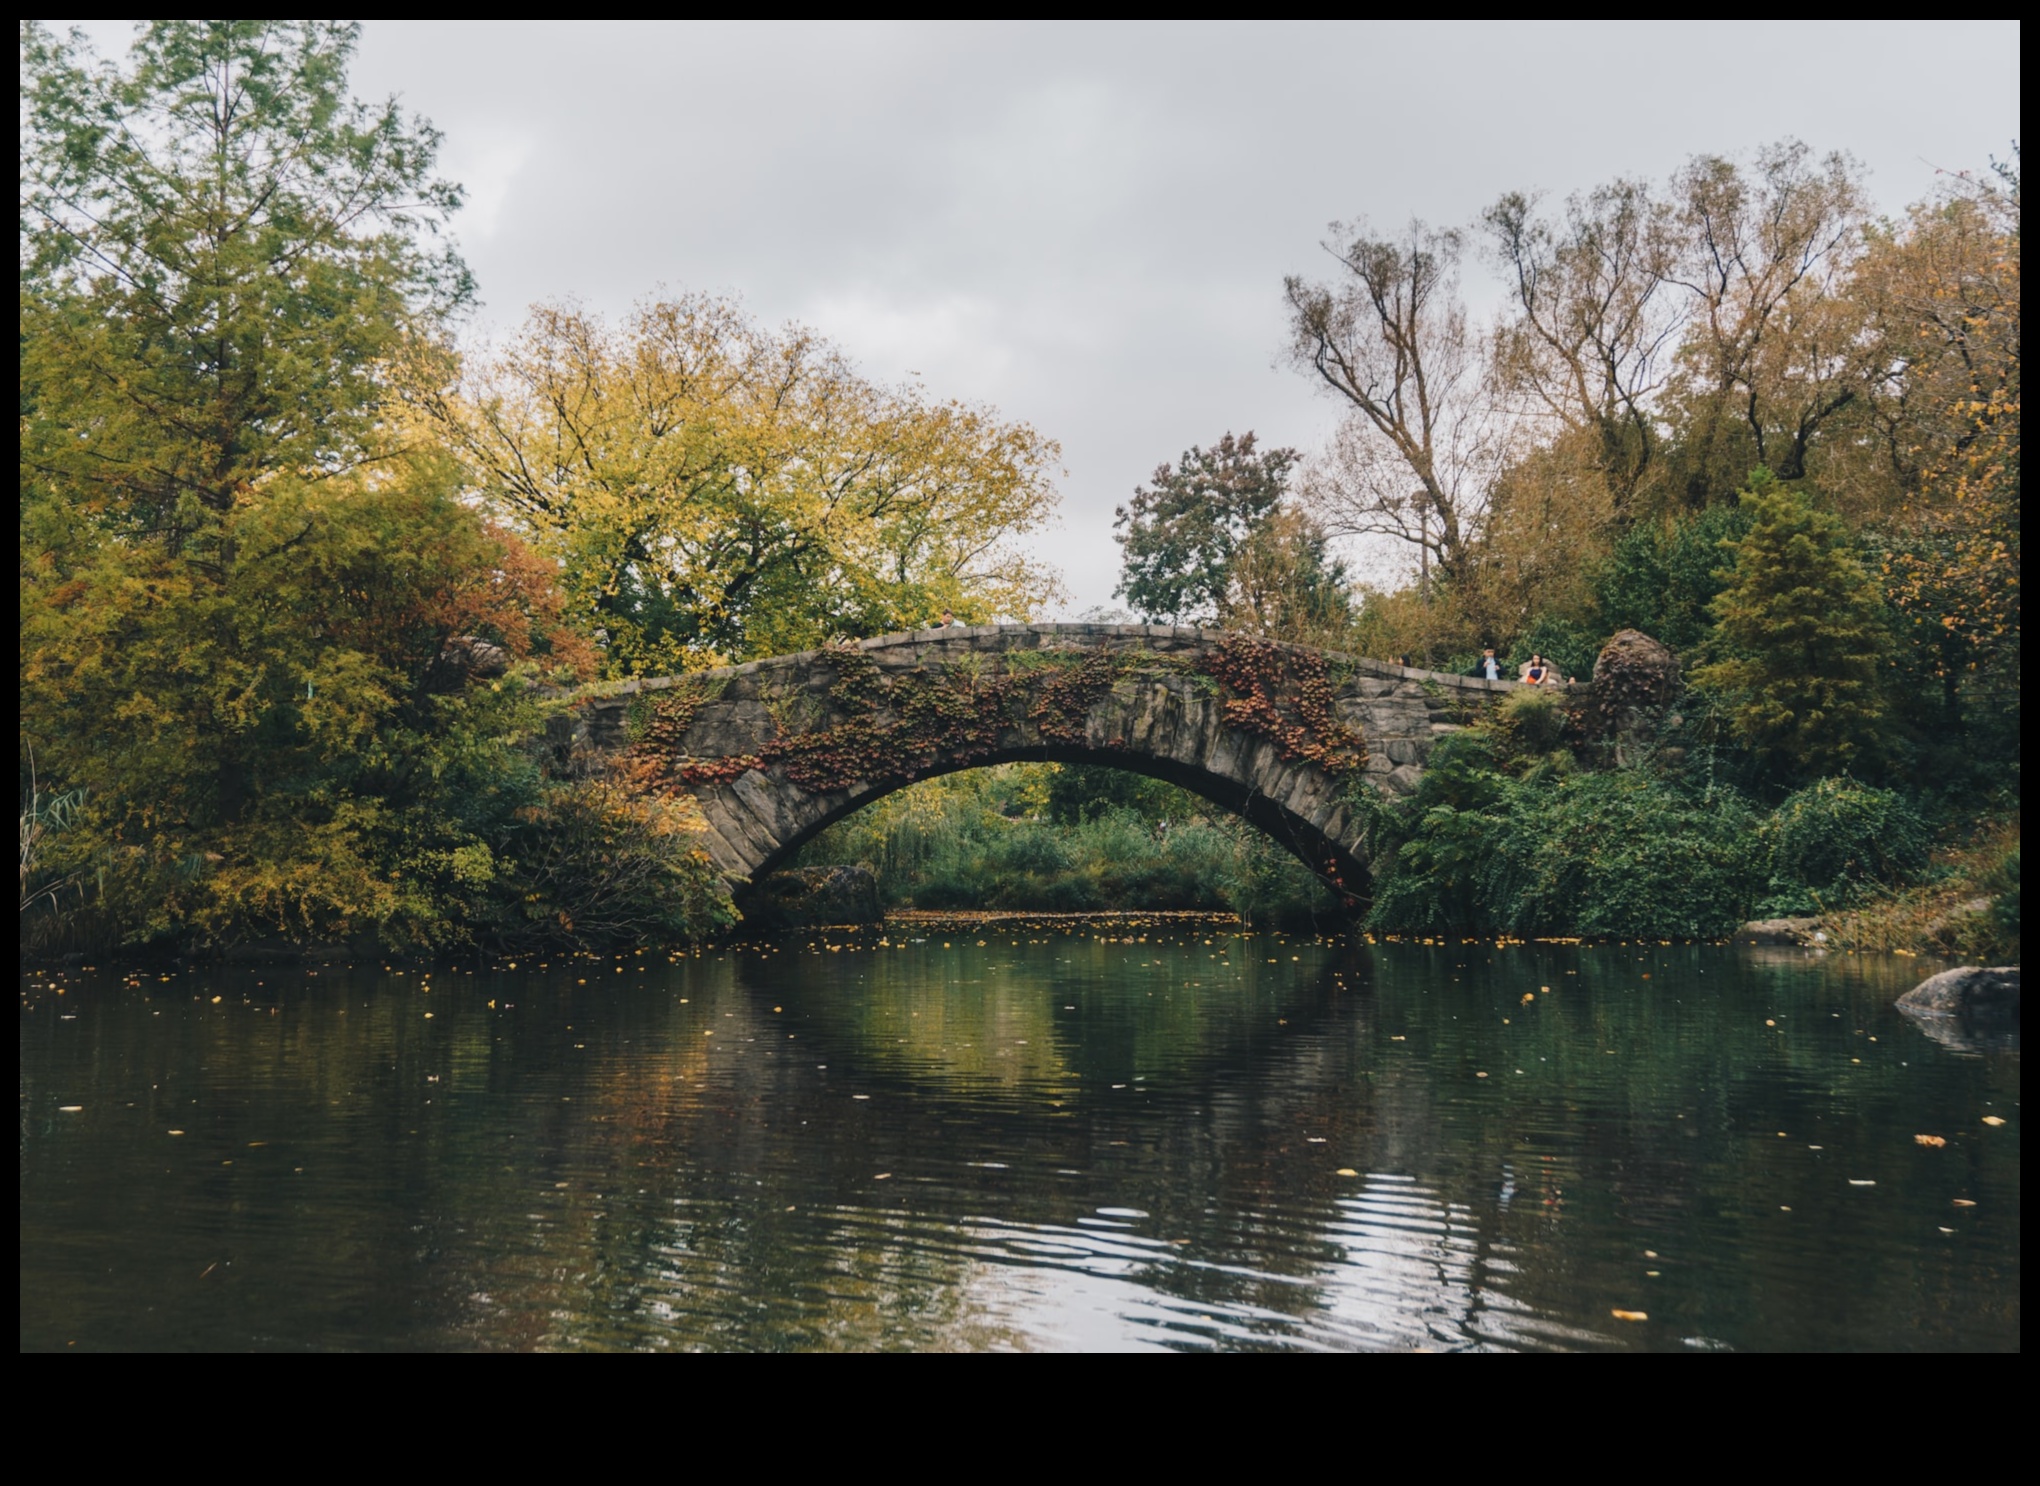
[1382,737,1429,766]
[1383,764,1424,796]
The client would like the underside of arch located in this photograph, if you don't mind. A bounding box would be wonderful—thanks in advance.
[731,746,1372,899]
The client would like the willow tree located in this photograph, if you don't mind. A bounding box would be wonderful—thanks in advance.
[427,296,1065,674]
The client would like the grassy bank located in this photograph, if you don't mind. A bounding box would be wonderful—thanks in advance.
[1815,819,2020,961]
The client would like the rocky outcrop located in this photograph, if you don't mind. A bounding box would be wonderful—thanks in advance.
[1734,917,1822,946]
[1897,965,2020,1020]
[1582,629,1678,763]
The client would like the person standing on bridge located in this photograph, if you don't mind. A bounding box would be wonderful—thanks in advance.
[1468,647,1503,682]
[933,609,957,628]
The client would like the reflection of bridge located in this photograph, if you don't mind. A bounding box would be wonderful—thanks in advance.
[562,623,1521,902]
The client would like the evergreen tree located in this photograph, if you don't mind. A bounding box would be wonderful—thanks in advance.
[1693,472,1891,777]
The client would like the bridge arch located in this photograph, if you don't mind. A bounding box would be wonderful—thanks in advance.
[565,624,1519,907]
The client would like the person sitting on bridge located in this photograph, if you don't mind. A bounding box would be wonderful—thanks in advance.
[1468,647,1504,682]
[1521,653,1566,685]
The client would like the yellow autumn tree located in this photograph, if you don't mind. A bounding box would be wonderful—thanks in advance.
[422,295,1064,675]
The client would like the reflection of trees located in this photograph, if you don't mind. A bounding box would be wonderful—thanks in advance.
[20,942,2018,1351]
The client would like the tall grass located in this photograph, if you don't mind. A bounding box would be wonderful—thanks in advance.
[795,764,1339,927]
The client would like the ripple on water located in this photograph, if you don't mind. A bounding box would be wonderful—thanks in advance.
[17,938,2021,1351]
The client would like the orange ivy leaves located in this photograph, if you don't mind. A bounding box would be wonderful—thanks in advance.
[1199,635,1369,777]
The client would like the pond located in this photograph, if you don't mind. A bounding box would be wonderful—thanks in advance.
[19,928,2020,1351]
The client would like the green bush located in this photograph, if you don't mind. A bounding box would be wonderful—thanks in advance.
[1761,778,1930,913]
[1366,762,1763,938]
[1492,687,1572,759]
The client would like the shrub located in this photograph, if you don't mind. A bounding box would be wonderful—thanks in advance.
[1367,766,1763,938]
[1763,778,1930,912]
[1492,687,1571,758]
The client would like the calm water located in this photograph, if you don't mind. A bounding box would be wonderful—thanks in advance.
[19,928,2020,1351]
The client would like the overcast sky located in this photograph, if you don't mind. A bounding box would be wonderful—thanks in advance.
[83,20,2025,611]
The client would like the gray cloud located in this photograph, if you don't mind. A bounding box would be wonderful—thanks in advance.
[72,20,2022,610]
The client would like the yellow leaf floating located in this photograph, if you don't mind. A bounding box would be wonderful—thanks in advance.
[1611,1309,1648,1323]
[1982,1116,2007,1126]
[1914,1134,1947,1147]
[1335,1168,1359,1177]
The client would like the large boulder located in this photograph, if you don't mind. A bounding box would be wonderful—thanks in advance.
[1896,965,2020,1020]
[1734,917,1821,946]
[1582,629,1679,762]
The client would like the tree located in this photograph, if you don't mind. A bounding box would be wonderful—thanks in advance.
[1217,507,1353,647]
[1283,221,1507,586]
[1663,142,1873,500]
[18,23,702,951]
[1484,180,1682,519]
[1112,431,1297,624]
[427,296,1063,673]
[1693,473,1891,777]
[19,21,469,543]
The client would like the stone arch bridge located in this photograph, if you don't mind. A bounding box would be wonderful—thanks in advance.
[561,623,1527,905]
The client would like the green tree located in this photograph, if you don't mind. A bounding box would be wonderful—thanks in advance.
[431,297,1063,674]
[1217,507,1354,646]
[1113,432,1297,624]
[1693,472,1891,777]
[19,23,725,950]
[1591,501,1753,655]
[20,21,469,540]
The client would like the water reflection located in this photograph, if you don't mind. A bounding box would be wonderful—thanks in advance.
[19,932,2020,1351]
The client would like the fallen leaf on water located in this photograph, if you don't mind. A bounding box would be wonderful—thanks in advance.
[58,1105,83,1113]
[1520,993,1535,1005]
[874,1172,892,1180]
[1475,1071,1489,1078]
[167,1129,185,1136]
[1765,1019,1776,1027]
[1335,1168,1359,1177]
[1849,1179,1877,1187]
[1611,1309,1648,1322]
[1953,1199,1977,1207]
[1982,1116,2006,1126]
[1914,1134,1947,1148]
[1389,1035,1406,1041]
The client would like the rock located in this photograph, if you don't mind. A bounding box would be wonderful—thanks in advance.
[1583,630,1679,760]
[1922,897,1994,942]
[740,865,882,931]
[432,635,512,688]
[1734,917,1821,946]
[1896,965,2020,1021]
